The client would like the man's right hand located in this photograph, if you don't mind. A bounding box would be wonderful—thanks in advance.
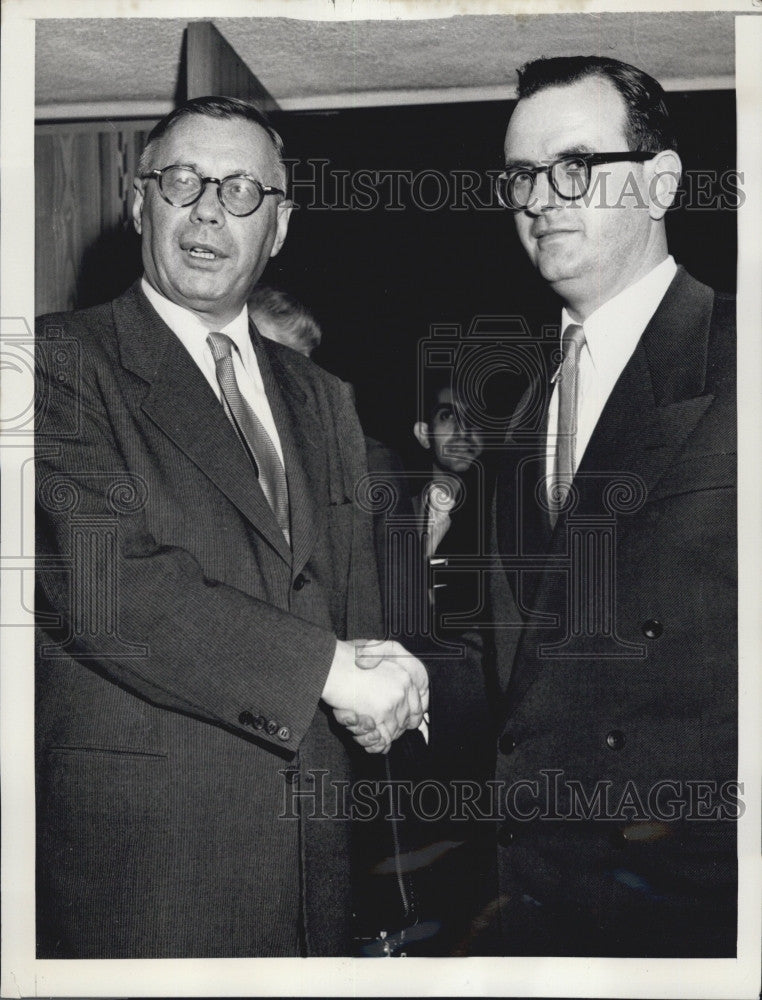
[321,639,429,754]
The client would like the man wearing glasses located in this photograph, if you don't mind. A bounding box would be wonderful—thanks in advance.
[487,57,736,956]
[35,96,428,957]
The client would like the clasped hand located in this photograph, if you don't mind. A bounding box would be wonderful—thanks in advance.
[321,639,429,754]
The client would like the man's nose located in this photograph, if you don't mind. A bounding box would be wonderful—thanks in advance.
[189,181,226,224]
[525,169,559,216]
[457,420,482,444]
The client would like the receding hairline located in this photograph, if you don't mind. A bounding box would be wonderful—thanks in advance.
[138,111,287,189]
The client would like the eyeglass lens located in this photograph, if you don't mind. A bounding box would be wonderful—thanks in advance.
[506,157,590,208]
[159,166,263,215]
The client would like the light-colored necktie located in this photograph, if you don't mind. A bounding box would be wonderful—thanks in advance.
[551,323,586,525]
[207,332,290,545]
[425,480,457,558]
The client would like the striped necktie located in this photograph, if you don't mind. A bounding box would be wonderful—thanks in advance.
[550,323,586,526]
[207,332,290,545]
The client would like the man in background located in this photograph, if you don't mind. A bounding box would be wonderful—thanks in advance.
[35,95,428,958]
[394,373,496,955]
[412,376,487,638]
[248,284,322,357]
[488,56,737,956]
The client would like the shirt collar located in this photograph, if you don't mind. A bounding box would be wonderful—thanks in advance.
[560,255,677,374]
[141,277,251,356]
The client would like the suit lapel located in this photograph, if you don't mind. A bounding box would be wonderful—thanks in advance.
[252,328,327,578]
[504,267,718,709]
[113,283,291,564]
[554,266,716,529]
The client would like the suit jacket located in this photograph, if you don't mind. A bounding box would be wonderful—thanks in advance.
[34,281,383,958]
[488,267,737,956]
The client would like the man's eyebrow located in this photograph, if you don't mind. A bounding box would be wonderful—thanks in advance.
[503,144,596,169]
[503,157,535,171]
[168,161,260,178]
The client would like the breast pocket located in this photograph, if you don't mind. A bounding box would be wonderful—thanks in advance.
[647,451,736,504]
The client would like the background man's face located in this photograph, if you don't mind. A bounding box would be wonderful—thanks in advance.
[504,76,656,317]
[421,387,485,475]
[133,115,290,325]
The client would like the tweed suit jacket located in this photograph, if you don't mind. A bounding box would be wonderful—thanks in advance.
[488,267,737,955]
[34,281,383,958]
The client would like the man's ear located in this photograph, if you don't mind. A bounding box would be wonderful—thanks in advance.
[132,178,145,236]
[270,200,293,258]
[646,149,682,221]
[413,421,431,450]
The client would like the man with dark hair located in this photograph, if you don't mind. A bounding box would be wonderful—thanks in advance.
[412,376,487,632]
[35,95,428,958]
[488,56,736,956]
[404,375,496,954]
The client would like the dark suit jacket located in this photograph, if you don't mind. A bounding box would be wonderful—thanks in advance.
[34,282,383,958]
[489,267,737,956]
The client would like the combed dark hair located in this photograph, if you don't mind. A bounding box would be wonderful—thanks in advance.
[516,56,677,152]
[138,95,286,184]
[421,368,457,424]
[247,286,322,356]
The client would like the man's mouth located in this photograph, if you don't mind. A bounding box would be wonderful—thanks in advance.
[533,227,577,242]
[180,239,226,261]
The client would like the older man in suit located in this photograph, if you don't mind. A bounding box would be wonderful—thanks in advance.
[487,57,737,956]
[34,96,428,958]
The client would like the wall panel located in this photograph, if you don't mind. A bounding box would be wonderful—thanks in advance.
[35,121,156,315]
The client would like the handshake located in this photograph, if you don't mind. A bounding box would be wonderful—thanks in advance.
[321,639,429,755]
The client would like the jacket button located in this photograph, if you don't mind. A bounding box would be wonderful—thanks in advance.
[641,619,663,639]
[293,574,309,591]
[277,726,291,742]
[253,715,265,730]
[238,710,254,727]
[622,820,671,843]
[283,768,299,784]
[266,720,278,735]
[606,730,625,750]
[498,733,517,755]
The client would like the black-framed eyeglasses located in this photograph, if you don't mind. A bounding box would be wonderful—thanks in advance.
[140,164,286,217]
[495,151,658,211]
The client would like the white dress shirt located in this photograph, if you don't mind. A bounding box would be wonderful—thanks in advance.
[546,256,677,495]
[141,278,285,466]
[422,477,461,558]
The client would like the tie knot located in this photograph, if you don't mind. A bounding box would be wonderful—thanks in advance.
[562,323,585,357]
[207,331,235,362]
